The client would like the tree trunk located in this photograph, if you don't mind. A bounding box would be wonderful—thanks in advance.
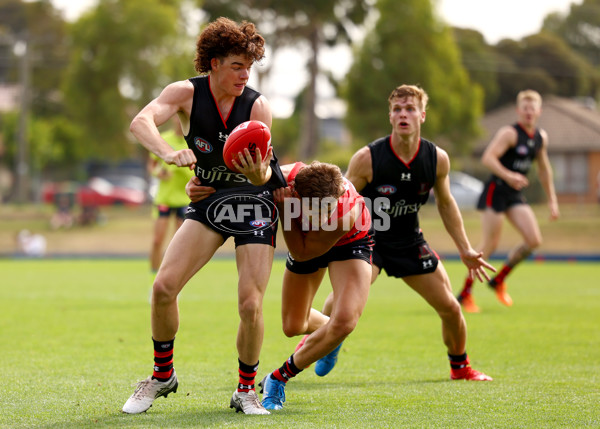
[299,26,320,161]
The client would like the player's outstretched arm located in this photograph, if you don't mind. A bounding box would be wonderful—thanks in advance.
[434,148,495,281]
[130,81,197,169]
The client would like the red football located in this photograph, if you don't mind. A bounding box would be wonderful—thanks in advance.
[223,120,271,172]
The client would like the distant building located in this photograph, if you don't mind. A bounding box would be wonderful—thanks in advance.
[473,96,600,204]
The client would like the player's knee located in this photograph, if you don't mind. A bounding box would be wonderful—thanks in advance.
[328,315,358,340]
[282,320,305,338]
[439,297,462,321]
[526,236,542,249]
[152,279,178,305]
[488,238,500,254]
[238,295,262,324]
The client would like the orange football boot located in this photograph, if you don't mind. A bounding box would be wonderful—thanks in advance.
[458,294,480,313]
[493,281,513,307]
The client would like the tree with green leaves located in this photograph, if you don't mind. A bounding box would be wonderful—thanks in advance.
[344,0,483,155]
[0,0,69,117]
[201,0,372,160]
[543,0,600,66]
[62,0,194,160]
[451,28,502,111]
[0,0,73,201]
[495,33,597,102]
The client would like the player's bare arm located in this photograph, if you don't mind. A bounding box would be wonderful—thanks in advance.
[281,202,359,262]
[130,81,197,168]
[249,95,273,129]
[232,95,274,185]
[434,148,495,281]
[536,130,560,220]
[482,126,529,190]
[345,146,373,193]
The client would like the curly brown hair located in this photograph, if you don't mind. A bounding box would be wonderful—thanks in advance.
[293,161,345,201]
[194,17,265,74]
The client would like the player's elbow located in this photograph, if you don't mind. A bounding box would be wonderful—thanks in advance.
[129,115,147,138]
[481,154,494,170]
[435,196,457,214]
[129,116,141,136]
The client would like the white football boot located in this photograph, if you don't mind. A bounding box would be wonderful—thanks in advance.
[122,372,178,414]
[229,390,270,415]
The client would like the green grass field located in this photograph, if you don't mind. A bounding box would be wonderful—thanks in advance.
[1,258,598,428]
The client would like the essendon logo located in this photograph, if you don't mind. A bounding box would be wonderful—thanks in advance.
[418,244,432,259]
[250,220,267,228]
[376,185,396,195]
[194,137,213,153]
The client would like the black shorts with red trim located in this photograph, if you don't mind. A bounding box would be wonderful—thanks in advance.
[476,178,526,213]
[285,234,374,275]
[372,233,439,278]
[185,186,278,248]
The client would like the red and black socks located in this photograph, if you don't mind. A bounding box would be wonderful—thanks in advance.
[152,338,174,382]
[271,354,303,383]
[237,359,259,393]
[489,265,512,287]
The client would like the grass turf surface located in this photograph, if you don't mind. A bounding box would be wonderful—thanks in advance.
[1,258,598,428]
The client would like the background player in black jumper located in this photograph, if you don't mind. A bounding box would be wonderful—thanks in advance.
[457,90,560,313]
[318,84,495,381]
[122,18,282,415]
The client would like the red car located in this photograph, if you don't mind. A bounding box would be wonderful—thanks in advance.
[42,176,147,208]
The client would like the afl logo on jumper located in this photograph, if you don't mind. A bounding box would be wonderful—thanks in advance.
[194,137,213,153]
[377,185,397,195]
[517,145,529,156]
